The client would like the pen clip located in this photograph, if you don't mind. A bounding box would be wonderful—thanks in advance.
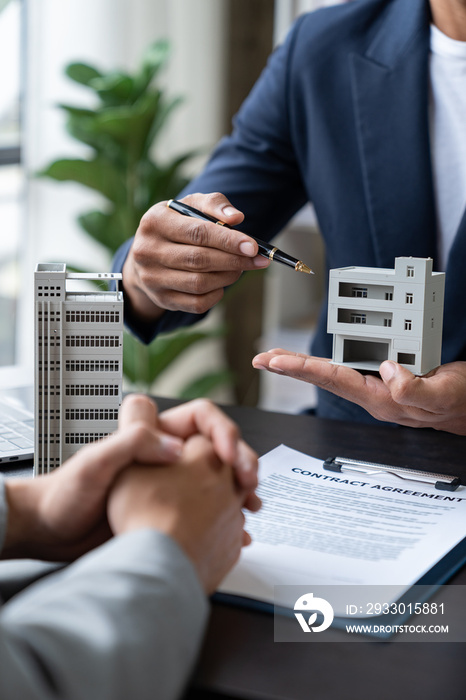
[323,457,461,491]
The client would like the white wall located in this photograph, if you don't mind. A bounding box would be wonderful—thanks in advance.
[18,0,228,370]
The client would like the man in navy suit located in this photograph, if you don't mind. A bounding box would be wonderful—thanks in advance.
[115,0,466,434]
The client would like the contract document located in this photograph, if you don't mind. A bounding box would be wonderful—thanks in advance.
[219,445,466,615]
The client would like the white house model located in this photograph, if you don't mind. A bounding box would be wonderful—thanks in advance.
[327,257,445,376]
[34,263,123,476]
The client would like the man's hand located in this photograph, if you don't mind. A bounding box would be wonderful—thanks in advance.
[109,395,260,594]
[253,349,466,435]
[2,394,260,564]
[122,192,270,322]
[107,433,253,594]
[155,397,260,509]
[2,396,183,562]
[120,394,260,508]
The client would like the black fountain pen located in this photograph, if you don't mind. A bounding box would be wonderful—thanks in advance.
[167,199,314,275]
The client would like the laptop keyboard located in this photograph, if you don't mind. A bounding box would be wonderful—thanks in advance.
[0,409,34,454]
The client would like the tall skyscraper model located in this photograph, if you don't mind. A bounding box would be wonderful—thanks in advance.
[34,263,123,476]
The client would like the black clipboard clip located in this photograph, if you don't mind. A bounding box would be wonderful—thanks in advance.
[323,456,461,491]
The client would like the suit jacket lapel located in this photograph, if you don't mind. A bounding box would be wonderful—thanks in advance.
[350,0,437,268]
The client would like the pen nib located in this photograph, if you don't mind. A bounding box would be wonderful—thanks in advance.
[295,261,314,275]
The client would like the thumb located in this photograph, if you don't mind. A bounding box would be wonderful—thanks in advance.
[61,424,183,488]
[379,361,422,407]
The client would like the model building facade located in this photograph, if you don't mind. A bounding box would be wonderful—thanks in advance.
[328,257,445,375]
[34,263,123,476]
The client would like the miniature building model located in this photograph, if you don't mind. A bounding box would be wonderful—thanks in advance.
[328,257,445,376]
[34,264,123,476]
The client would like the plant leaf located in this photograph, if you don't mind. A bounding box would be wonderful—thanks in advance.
[102,93,160,153]
[123,325,226,387]
[133,39,170,100]
[90,72,135,106]
[146,327,224,381]
[38,158,126,203]
[66,62,103,86]
[146,95,184,151]
[59,104,98,119]
[179,370,233,400]
[122,332,151,385]
[78,207,138,254]
[135,154,195,211]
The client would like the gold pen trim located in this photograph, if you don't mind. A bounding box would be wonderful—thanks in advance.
[295,261,313,274]
[269,247,278,261]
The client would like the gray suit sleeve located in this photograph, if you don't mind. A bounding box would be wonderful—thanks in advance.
[0,479,209,700]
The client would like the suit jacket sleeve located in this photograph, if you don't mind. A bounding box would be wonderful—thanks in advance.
[0,477,209,700]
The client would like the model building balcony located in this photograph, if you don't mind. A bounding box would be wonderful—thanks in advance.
[338,282,394,301]
[336,309,393,327]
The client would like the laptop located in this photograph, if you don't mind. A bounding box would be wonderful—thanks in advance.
[0,385,34,464]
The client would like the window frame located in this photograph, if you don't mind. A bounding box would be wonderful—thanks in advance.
[0,0,26,374]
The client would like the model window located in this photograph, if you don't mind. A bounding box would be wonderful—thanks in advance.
[350,313,366,324]
[404,320,412,331]
[384,318,392,327]
[385,292,393,301]
[351,287,367,298]
[407,266,415,277]
[397,352,415,365]
[405,292,413,304]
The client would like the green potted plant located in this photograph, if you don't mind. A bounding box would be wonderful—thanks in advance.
[39,39,231,398]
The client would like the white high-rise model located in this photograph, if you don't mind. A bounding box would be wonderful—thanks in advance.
[34,263,123,476]
[328,257,445,376]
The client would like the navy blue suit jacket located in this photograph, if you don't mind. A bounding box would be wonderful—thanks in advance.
[114,0,466,424]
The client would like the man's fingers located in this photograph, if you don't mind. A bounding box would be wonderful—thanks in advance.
[162,193,260,259]
[119,394,159,430]
[185,192,244,226]
[256,353,367,396]
[253,351,398,417]
[95,394,183,474]
[64,423,182,486]
[254,352,442,425]
[159,399,241,466]
[379,361,443,413]
[119,397,259,496]
[118,394,183,459]
[243,492,262,513]
[255,350,466,434]
[242,530,253,547]
[253,348,326,370]
[233,440,259,493]
[161,222,265,266]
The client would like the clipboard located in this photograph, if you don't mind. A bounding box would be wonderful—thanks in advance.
[323,456,461,491]
[214,445,466,639]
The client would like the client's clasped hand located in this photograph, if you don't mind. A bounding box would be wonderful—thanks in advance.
[2,394,260,594]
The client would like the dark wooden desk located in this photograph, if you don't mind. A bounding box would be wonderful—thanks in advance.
[3,399,466,700]
[176,401,466,700]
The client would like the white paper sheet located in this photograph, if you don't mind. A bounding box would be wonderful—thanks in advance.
[219,445,466,610]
